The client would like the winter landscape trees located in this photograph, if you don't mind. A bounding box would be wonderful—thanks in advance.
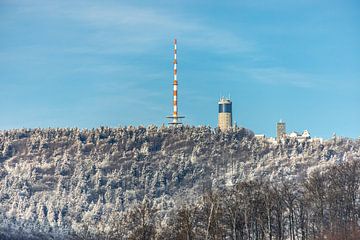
[0,126,359,239]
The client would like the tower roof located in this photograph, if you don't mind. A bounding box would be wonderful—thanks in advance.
[218,97,232,104]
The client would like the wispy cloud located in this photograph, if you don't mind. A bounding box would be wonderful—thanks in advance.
[213,64,339,89]
[69,3,254,53]
[9,0,254,55]
[244,67,318,88]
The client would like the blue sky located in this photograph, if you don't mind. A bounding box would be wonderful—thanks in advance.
[0,0,359,138]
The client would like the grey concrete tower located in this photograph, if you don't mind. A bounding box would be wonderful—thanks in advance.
[218,97,232,131]
[276,120,286,140]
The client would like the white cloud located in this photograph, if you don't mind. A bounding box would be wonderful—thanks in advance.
[9,0,254,55]
[240,67,325,88]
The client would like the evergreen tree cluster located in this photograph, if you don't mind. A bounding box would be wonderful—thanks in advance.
[0,126,358,239]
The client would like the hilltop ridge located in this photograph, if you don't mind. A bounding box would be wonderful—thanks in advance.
[0,126,359,239]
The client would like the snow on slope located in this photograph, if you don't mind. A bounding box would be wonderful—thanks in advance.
[0,126,358,239]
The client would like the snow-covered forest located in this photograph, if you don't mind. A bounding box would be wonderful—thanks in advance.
[0,126,359,239]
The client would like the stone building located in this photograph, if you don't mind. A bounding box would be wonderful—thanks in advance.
[276,120,286,140]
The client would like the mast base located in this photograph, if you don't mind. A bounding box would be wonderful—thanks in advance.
[166,116,185,125]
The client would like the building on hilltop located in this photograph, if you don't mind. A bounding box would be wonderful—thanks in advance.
[276,120,286,141]
[288,130,323,143]
[288,130,311,142]
[255,120,322,144]
[255,134,266,139]
[218,97,232,131]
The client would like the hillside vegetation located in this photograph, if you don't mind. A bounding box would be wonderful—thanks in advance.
[0,126,359,239]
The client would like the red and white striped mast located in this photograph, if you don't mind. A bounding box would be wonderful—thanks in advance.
[167,38,185,125]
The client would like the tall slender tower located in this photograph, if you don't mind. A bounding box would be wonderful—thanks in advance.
[166,38,185,125]
[218,97,232,131]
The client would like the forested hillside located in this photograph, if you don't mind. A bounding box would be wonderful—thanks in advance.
[0,126,359,239]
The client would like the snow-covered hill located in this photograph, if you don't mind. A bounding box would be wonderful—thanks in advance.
[0,126,359,239]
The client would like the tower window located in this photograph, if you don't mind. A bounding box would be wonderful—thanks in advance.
[219,103,232,113]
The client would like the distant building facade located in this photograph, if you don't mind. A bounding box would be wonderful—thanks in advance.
[218,97,232,131]
[276,120,286,140]
[288,130,311,142]
[255,120,322,144]
[255,134,266,139]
